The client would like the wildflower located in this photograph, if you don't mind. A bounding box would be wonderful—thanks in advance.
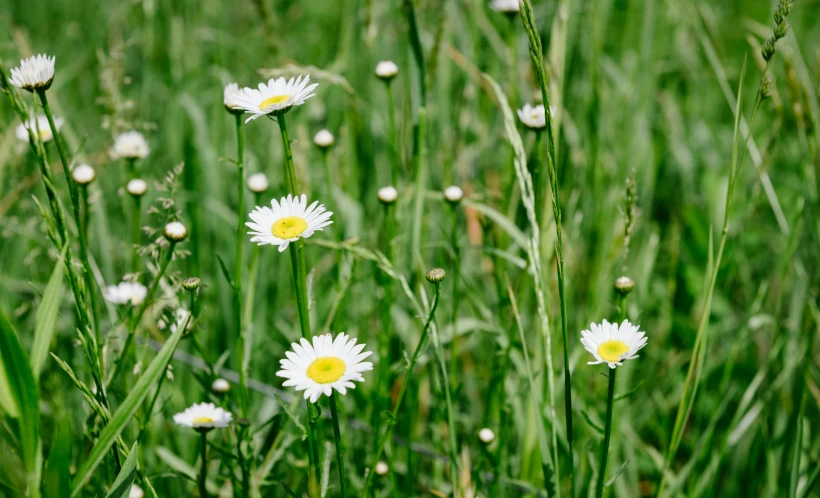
[103,281,148,306]
[426,268,446,283]
[276,332,373,403]
[377,186,398,204]
[490,0,519,14]
[247,194,333,252]
[443,185,464,204]
[313,129,335,149]
[129,484,144,498]
[9,54,55,92]
[173,402,232,430]
[126,179,148,197]
[580,319,647,369]
[113,131,150,159]
[375,61,399,81]
[247,173,270,194]
[234,75,318,121]
[614,276,635,296]
[223,82,244,114]
[182,277,201,291]
[163,221,188,242]
[517,103,547,130]
[211,378,230,394]
[375,461,389,476]
[72,164,96,185]
[478,427,495,444]
[16,115,62,143]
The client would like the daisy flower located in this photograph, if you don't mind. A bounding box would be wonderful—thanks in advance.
[173,402,232,430]
[517,103,547,130]
[103,281,148,306]
[113,131,150,159]
[246,194,333,252]
[234,75,318,121]
[276,332,373,403]
[9,54,55,92]
[490,0,520,14]
[580,319,647,369]
[16,115,63,143]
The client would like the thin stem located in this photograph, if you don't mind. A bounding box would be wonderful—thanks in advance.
[385,82,399,186]
[362,280,442,494]
[277,114,298,195]
[448,205,461,392]
[596,367,617,498]
[329,392,349,497]
[232,113,248,419]
[199,430,209,498]
[131,196,141,272]
[373,202,395,453]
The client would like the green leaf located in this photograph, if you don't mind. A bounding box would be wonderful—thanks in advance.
[32,246,67,380]
[43,420,71,498]
[105,442,139,498]
[462,199,528,249]
[70,319,187,495]
[604,457,631,487]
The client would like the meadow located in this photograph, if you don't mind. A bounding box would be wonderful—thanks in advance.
[0,0,817,496]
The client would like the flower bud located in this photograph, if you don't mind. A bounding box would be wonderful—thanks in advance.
[247,173,270,194]
[375,61,399,81]
[478,427,495,444]
[378,186,398,204]
[313,129,335,149]
[614,276,635,296]
[126,178,148,197]
[163,221,188,242]
[426,268,446,283]
[182,277,201,291]
[443,185,464,204]
[72,164,96,185]
[375,461,389,476]
[211,378,231,394]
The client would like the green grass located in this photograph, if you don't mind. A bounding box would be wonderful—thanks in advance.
[0,0,819,496]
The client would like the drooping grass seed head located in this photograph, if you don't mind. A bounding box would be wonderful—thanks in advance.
[246,194,333,252]
[72,164,96,185]
[517,103,547,130]
[614,276,635,296]
[313,128,335,149]
[247,173,270,194]
[113,131,150,159]
[234,75,318,121]
[9,54,55,92]
[16,115,62,143]
[163,221,188,242]
[173,402,232,432]
[426,268,446,283]
[443,185,464,204]
[375,61,399,82]
[378,186,398,204]
[211,378,231,394]
[103,281,148,306]
[126,178,148,197]
[478,427,495,444]
[182,277,201,291]
[375,461,389,476]
[580,319,647,369]
[276,332,374,403]
[223,82,244,115]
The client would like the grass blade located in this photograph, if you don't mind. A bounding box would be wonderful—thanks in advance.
[32,246,67,380]
[105,442,139,498]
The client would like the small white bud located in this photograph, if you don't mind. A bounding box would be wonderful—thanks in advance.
[126,178,148,197]
[211,378,231,394]
[247,173,270,194]
[129,484,144,498]
[163,221,188,242]
[72,164,96,185]
[377,186,398,204]
[375,61,399,81]
[313,129,335,148]
[443,185,464,204]
[132,361,142,376]
[478,427,495,444]
[375,461,389,476]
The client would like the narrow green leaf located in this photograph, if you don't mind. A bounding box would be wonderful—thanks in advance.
[70,320,186,495]
[43,420,71,498]
[105,442,139,498]
[32,246,67,379]
[604,458,631,487]
[462,199,528,249]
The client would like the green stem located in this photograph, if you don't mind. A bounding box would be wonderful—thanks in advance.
[448,205,461,392]
[199,430,209,498]
[329,392,349,497]
[131,196,141,272]
[596,367,617,498]
[409,107,427,272]
[232,113,248,419]
[277,114,298,195]
[362,280,442,494]
[373,202,395,453]
[385,82,399,186]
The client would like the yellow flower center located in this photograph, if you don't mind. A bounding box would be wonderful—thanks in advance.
[597,340,629,362]
[259,94,291,110]
[306,357,346,384]
[192,416,215,424]
[272,216,308,239]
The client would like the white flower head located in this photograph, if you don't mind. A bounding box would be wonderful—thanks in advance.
[276,332,374,403]
[375,461,389,476]
[113,131,150,159]
[103,281,148,306]
[443,185,464,203]
[490,0,520,13]
[517,103,547,130]
[223,82,244,113]
[375,61,399,81]
[72,164,96,185]
[234,75,319,122]
[211,378,231,393]
[580,319,647,369]
[129,484,144,498]
[173,402,232,430]
[247,173,270,193]
[377,186,398,204]
[16,115,62,143]
[163,221,188,242]
[478,427,495,444]
[126,178,148,196]
[313,129,335,148]
[9,54,56,92]
[247,194,333,252]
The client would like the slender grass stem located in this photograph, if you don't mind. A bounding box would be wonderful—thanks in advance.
[199,429,209,498]
[448,204,461,396]
[362,276,442,495]
[277,114,298,195]
[232,113,248,418]
[373,201,395,453]
[131,196,141,272]
[596,368,617,498]
[329,392,349,497]
[385,82,399,186]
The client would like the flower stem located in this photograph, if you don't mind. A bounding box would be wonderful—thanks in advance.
[448,204,461,392]
[362,278,442,494]
[385,82,399,186]
[131,196,141,272]
[596,367,617,498]
[329,392,349,497]
[199,430,209,498]
[277,114,298,195]
[232,113,248,418]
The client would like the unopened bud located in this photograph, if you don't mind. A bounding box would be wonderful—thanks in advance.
[211,378,231,394]
[163,221,188,242]
[182,277,201,291]
[378,186,398,204]
[127,179,148,197]
[614,276,635,296]
[426,268,446,283]
[375,461,389,476]
[478,427,495,444]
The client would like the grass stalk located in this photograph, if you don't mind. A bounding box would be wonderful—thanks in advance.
[329,392,349,497]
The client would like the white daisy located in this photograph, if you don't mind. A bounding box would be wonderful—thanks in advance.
[246,194,333,252]
[580,319,647,369]
[9,54,56,91]
[490,0,520,13]
[173,402,232,430]
[223,82,243,113]
[113,131,150,160]
[517,103,547,130]
[16,115,62,143]
[103,281,148,306]
[276,332,373,403]
[375,61,399,81]
[72,164,96,185]
[234,75,319,122]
